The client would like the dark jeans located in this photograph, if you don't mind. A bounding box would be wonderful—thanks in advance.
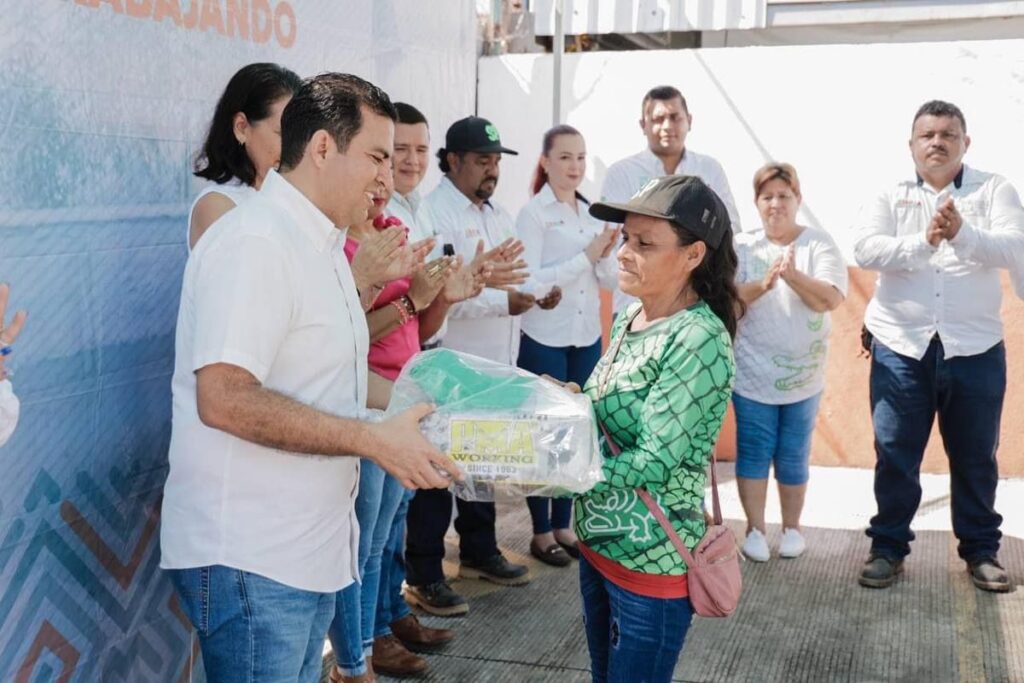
[405,487,498,586]
[867,337,1005,562]
[579,555,692,683]
[518,333,602,534]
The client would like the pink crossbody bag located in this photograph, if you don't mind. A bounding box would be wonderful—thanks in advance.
[596,309,742,618]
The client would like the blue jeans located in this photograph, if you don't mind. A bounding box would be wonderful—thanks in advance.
[518,333,601,533]
[867,338,1005,562]
[328,459,406,674]
[733,392,823,485]
[579,555,692,683]
[375,488,414,637]
[168,565,334,683]
[327,582,363,675]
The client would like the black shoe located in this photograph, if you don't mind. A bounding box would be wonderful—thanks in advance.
[858,554,904,589]
[530,539,572,567]
[459,554,531,586]
[404,581,469,617]
[968,558,1011,593]
[557,538,581,559]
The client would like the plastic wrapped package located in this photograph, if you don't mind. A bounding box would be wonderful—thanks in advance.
[386,348,604,502]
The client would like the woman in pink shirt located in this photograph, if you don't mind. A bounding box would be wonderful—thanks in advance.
[328,170,483,682]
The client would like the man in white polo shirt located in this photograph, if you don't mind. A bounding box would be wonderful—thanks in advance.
[388,102,439,250]
[160,73,459,682]
[601,85,740,314]
[403,116,540,618]
[854,100,1024,593]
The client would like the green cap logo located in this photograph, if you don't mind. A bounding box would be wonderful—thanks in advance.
[485,124,500,142]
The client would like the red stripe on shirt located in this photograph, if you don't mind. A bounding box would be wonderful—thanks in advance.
[579,542,688,599]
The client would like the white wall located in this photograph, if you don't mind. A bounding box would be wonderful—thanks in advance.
[477,39,1024,258]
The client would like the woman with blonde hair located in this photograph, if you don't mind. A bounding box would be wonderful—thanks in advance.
[733,162,848,562]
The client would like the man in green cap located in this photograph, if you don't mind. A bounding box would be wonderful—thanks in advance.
[405,116,548,616]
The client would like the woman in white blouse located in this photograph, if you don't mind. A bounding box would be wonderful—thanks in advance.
[733,162,848,562]
[188,63,302,250]
[516,125,619,567]
[0,283,27,447]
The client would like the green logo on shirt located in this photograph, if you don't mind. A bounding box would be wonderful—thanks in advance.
[773,340,825,392]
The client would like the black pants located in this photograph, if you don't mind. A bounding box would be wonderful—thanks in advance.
[405,488,498,586]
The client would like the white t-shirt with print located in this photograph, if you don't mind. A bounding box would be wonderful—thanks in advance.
[733,226,849,405]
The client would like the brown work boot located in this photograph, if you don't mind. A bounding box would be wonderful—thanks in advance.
[390,613,455,650]
[968,558,1012,593]
[372,634,428,677]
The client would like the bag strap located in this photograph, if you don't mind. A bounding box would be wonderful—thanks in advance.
[636,488,696,568]
[594,306,724,569]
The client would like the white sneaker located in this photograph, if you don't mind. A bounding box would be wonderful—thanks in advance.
[779,528,806,559]
[742,529,770,562]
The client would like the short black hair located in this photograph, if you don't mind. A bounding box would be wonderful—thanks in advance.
[278,73,398,171]
[394,102,428,127]
[641,85,688,118]
[194,62,302,186]
[913,100,967,133]
[437,149,465,174]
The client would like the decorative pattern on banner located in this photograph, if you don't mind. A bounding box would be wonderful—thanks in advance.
[0,1,475,678]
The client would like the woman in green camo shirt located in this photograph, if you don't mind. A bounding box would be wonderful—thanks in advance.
[575,176,741,683]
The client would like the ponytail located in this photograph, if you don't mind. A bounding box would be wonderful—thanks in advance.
[530,160,548,196]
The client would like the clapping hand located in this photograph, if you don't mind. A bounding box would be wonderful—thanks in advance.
[778,245,797,281]
[0,284,28,382]
[928,196,962,246]
[408,256,456,311]
[507,290,536,316]
[761,257,783,293]
[442,256,486,304]
[535,286,562,310]
[585,225,620,263]
[471,238,529,290]
[351,227,434,290]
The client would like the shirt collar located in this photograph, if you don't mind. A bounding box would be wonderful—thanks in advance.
[915,164,966,190]
[440,176,492,212]
[392,188,421,213]
[262,170,340,252]
[537,182,590,208]
[537,182,560,207]
[640,146,686,174]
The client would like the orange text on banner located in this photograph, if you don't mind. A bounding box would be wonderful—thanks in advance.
[72,0,297,49]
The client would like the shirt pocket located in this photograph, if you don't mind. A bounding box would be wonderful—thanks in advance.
[893,202,925,237]
[957,198,989,231]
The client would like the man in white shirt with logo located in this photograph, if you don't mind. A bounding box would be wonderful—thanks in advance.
[855,100,1024,593]
[403,116,536,618]
[160,74,460,682]
[601,85,740,314]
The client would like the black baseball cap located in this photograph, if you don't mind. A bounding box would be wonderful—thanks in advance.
[589,175,730,250]
[442,116,518,155]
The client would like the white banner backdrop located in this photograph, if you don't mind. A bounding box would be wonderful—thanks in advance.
[478,39,1024,258]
